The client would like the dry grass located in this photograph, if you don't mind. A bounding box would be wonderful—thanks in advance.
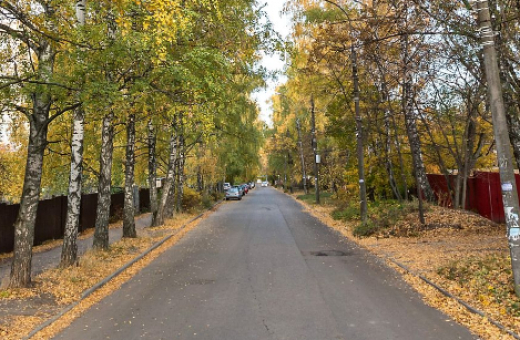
[290,191,520,340]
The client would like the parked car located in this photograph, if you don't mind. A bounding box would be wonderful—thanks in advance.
[225,187,242,200]
[234,185,244,196]
[242,184,249,194]
[224,182,231,191]
[261,181,268,187]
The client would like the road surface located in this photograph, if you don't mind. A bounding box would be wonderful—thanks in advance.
[53,187,477,340]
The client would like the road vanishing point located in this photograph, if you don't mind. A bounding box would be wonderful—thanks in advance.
[53,187,477,340]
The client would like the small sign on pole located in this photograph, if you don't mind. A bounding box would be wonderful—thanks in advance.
[316,154,321,164]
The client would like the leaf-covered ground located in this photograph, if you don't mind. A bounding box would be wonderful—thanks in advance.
[0,211,212,340]
[292,191,520,340]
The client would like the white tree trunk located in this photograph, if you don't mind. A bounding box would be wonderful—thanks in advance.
[148,119,159,226]
[123,112,136,238]
[155,120,177,226]
[93,111,114,250]
[60,0,86,268]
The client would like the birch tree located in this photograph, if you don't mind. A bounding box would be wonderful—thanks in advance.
[60,0,87,268]
[0,1,78,287]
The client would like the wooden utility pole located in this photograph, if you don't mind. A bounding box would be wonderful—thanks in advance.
[311,96,320,204]
[352,45,368,225]
[475,0,520,296]
[296,118,308,194]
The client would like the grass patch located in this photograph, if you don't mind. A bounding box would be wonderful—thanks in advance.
[331,205,360,220]
[352,221,380,237]
[330,199,425,237]
[296,192,335,205]
[437,255,520,317]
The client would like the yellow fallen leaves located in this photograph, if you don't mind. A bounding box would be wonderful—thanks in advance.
[0,210,211,340]
[290,190,520,340]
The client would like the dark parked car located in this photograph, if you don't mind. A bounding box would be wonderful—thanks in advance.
[225,187,242,200]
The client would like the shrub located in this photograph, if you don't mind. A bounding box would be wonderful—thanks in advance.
[353,221,380,237]
[331,205,360,220]
[201,195,214,209]
[182,187,202,210]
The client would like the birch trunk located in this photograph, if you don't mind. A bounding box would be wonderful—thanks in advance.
[392,113,409,200]
[311,97,320,204]
[154,122,177,226]
[93,8,116,250]
[60,0,86,268]
[352,46,367,224]
[10,39,54,288]
[60,106,84,266]
[376,59,408,202]
[93,111,114,250]
[176,133,185,213]
[401,33,434,203]
[164,180,175,218]
[123,112,136,238]
[384,104,401,201]
[296,119,308,194]
[148,120,158,226]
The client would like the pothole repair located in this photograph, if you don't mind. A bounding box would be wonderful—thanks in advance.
[310,250,350,257]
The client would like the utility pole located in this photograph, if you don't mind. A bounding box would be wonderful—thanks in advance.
[284,128,288,192]
[352,45,368,225]
[296,118,308,194]
[475,0,520,296]
[311,96,320,204]
[284,154,287,191]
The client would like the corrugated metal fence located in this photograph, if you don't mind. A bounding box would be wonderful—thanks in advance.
[0,189,150,254]
[427,172,517,223]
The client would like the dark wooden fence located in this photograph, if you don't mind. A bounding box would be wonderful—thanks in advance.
[0,188,150,254]
[427,172,518,223]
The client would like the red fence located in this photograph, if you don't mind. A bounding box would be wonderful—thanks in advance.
[427,172,520,223]
[0,189,150,254]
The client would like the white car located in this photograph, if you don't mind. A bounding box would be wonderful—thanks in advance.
[261,181,268,187]
[223,182,231,191]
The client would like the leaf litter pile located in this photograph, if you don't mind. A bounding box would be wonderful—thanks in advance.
[0,211,210,340]
[294,192,520,340]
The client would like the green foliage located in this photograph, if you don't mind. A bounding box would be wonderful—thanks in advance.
[331,199,424,237]
[296,192,334,205]
[0,0,273,204]
[331,205,360,220]
[201,195,214,209]
[352,221,380,237]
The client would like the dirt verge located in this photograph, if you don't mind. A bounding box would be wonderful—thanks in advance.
[0,207,217,340]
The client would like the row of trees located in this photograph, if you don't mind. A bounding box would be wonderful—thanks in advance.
[267,1,520,293]
[0,0,269,288]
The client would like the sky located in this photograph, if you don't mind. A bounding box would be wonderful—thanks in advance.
[252,0,292,125]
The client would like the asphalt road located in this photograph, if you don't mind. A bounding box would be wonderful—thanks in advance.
[53,187,477,340]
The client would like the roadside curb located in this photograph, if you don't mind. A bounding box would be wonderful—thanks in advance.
[285,192,520,340]
[23,200,222,340]
[386,257,520,340]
